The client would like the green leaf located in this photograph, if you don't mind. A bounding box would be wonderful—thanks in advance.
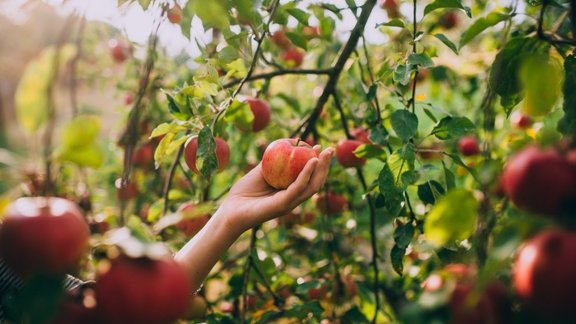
[166,93,191,121]
[391,110,418,141]
[519,52,563,117]
[286,8,310,25]
[196,127,218,179]
[424,189,478,247]
[377,19,405,28]
[393,63,415,85]
[149,122,187,139]
[391,244,407,276]
[138,0,151,10]
[408,53,434,68]
[378,163,404,216]
[191,0,229,30]
[558,54,576,135]
[423,0,472,18]
[417,180,445,205]
[442,161,456,190]
[54,115,104,168]
[224,99,254,130]
[368,124,389,146]
[225,58,247,79]
[431,116,476,140]
[353,144,387,160]
[394,222,415,248]
[285,32,308,50]
[434,34,459,54]
[460,12,511,48]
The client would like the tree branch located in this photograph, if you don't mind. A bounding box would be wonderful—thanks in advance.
[222,68,332,89]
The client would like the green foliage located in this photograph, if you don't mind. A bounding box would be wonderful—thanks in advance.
[459,11,511,48]
[423,0,472,18]
[54,115,104,168]
[558,54,576,134]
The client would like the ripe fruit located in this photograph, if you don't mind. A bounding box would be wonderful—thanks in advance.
[440,11,459,29]
[458,136,480,156]
[350,127,371,144]
[108,39,132,63]
[511,113,532,129]
[277,208,315,228]
[282,48,304,67]
[0,197,89,276]
[167,5,182,24]
[115,178,138,201]
[271,30,292,49]
[132,142,155,169]
[315,192,348,215]
[243,98,272,132]
[184,136,231,175]
[261,138,318,189]
[336,139,366,168]
[124,93,134,105]
[500,146,576,216]
[184,295,208,320]
[307,281,329,300]
[382,0,401,18]
[513,230,576,319]
[95,257,191,324]
[176,202,210,237]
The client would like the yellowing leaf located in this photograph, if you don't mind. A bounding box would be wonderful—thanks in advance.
[424,189,478,246]
[54,115,104,168]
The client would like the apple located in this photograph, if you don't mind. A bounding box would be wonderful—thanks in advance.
[95,256,191,324]
[458,136,480,156]
[382,0,401,19]
[183,295,208,320]
[0,197,90,276]
[302,25,321,39]
[336,139,366,168]
[500,146,576,216]
[184,136,231,175]
[282,48,304,68]
[261,138,318,189]
[242,98,272,132]
[440,11,459,29]
[278,208,315,228]
[350,127,371,144]
[115,178,138,201]
[167,5,182,24]
[219,301,235,314]
[307,281,328,300]
[124,93,134,105]
[132,142,155,170]
[513,230,576,319]
[315,192,348,215]
[176,202,210,237]
[108,39,132,63]
[511,113,532,129]
[271,30,292,49]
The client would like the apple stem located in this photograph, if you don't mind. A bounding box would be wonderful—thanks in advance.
[296,138,301,146]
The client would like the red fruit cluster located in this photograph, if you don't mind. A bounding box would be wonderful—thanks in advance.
[271,30,305,67]
[500,146,576,217]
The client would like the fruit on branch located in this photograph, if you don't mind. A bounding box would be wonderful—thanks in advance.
[108,39,132,63]
[183,295,208,320]
[513,230,576,319]
[307,281,329,300]
[336,139,366,167]
[261,138,318,189]
[350,127,371,144]
[124,92,134,105]
[95,256,191,324]
[382,0,401,19]
[0,197,89,276]
[458,136,480,156]
[115,178,138,201]
[440,11,459,29]
[500,146,576,216]
[176,202,210,237]
[315,191,348,215]
[132,142,155,170]
[167,5,182,24]
[241,98,272,132]
[277,207,315,228]
[184,136,231,175]
[282,48,304,68]
[511,113,532,129]
[271,30,292,49]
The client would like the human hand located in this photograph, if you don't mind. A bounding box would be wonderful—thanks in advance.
[217,146,333,233]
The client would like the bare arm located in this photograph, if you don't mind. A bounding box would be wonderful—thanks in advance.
[174,147,333,291]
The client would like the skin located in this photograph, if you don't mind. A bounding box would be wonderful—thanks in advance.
[175,146,333,291]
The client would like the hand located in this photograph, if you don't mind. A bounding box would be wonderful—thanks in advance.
[218,146,333,232]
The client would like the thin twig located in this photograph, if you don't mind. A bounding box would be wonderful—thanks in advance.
[161,132,189,216]
[241,226,259,324]
[222,68,332,89]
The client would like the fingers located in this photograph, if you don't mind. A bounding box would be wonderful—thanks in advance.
[302,148,333,197]
[285,157,318,198]
[313,145,321,156]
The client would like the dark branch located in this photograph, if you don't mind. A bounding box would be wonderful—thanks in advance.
[222,68,332,89]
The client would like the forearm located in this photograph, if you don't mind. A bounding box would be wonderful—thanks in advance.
[174,209,244,292]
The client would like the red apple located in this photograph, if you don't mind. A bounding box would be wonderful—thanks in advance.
[351,127,371,144]
[184,136,231,175]
[307,281,328,300]
[315,192,348,215]
[500,146,576,216]
[167,5,182,24]
[0,197,90,276]
[115,178,138,201]
[176,202,210,237]
[512,113,532,129]
[95,257,191,324]
[278,208,315,228]
[132,142,155,170]
[261,138,318,189]
[243,98,272,132]
[440,11,459,29]
[449,281,511,324]
[458,136,480,156]
[382,0,401,19]
[183,295,208,320]
[513,230,576,319]
[271,30,292,49]
[124,93,134,105]
[336,139,366,168]
[108,39,132,63]
[282,48,304,67]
